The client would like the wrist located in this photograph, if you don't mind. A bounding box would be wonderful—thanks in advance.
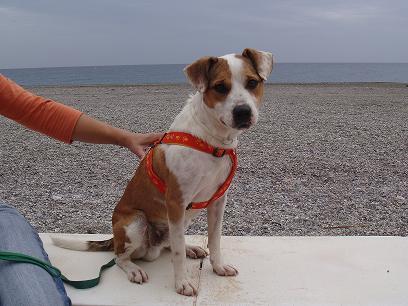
[114,128,131,148]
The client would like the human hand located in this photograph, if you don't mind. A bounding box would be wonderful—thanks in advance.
[121,131,164,159]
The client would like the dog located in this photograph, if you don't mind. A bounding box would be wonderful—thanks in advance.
[53,48,273,296]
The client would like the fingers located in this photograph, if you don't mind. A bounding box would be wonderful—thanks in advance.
[133,146,146,159]
[123,131,164,159]
[140,132,164,145]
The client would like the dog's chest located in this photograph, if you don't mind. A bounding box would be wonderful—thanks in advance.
[192,158,230,202]
[163,145,232,203]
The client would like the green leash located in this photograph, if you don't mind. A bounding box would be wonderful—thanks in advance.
[0,251,115,289]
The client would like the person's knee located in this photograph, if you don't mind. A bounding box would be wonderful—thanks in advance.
[0,202,37,249]
[0,203,29,229]
[0,203,71,306]
[0,202,22,216]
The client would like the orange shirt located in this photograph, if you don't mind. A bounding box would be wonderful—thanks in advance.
[0,74,82,143]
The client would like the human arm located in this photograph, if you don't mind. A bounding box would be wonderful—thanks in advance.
[0,74,162,158]
[72,114,162,158]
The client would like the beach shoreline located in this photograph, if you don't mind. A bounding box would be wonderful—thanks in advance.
[1,83,407,236]
[21,82,408,89]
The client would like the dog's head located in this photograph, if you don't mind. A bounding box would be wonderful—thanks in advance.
[184,48,273,130]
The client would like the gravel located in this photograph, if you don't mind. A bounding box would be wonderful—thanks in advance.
[1,83,407,236]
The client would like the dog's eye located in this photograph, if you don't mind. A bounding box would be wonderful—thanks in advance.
[247,79,259,90]
[213,83,229,94]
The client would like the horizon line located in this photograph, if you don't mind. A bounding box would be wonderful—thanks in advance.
[2,62,408,70]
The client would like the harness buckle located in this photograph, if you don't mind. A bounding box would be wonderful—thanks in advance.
[212,147,226,157]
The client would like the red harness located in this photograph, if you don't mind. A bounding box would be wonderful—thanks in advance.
[145,132,238,210]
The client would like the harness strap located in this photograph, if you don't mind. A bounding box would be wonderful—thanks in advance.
[146,132,238,210]
[0,251,115,289]
[159,132,235,157]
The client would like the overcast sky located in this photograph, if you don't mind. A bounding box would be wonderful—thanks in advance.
[0,0,407,68]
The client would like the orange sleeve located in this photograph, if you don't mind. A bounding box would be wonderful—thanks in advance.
[0,74,82,144]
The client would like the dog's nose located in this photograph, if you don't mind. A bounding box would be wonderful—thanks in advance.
[232,104,252,128]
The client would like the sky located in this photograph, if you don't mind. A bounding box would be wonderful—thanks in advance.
[0,0,407,68]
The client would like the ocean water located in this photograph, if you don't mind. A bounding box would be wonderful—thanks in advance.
[1,63,407,86]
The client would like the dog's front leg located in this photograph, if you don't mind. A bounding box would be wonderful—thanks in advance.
[167,198,197,296]
[207,195,238,276]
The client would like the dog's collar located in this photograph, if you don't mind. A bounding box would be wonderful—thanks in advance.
[145,132,237,209]
[156,132,235,157]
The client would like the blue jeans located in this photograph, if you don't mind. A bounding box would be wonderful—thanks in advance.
[0,203,71,306]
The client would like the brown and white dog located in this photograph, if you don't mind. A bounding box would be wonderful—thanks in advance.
[53,48,273,296]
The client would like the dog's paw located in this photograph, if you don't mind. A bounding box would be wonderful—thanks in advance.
[127,267,148,284]
[186,245,208,259]
[212,263,239,276]
[175,278,197,296]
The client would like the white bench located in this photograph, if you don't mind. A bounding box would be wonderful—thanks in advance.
[40,234,408,305]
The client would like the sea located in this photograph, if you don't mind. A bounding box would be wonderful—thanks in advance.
[1,63,407,86]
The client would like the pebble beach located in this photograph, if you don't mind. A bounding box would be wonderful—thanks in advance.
[1,83,407,236]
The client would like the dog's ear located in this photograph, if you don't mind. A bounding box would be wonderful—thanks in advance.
[242,48,274,81]
[183,56,219,92]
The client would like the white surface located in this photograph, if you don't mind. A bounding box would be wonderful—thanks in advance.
[40,234,408,306]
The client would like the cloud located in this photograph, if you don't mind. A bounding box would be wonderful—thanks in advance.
[306,5,383,21]
[0,0,407,68]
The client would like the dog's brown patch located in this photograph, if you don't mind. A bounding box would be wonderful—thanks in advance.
[112,146,184,254]
[203,58,232,108]
[184,56,219,91]
[235,54,265,105]
[153,147,185,223]
[184,56,232,109]
[242,48,265,76]
[112,210,147,254]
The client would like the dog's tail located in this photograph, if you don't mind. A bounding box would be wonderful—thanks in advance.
[51,236,114,252]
